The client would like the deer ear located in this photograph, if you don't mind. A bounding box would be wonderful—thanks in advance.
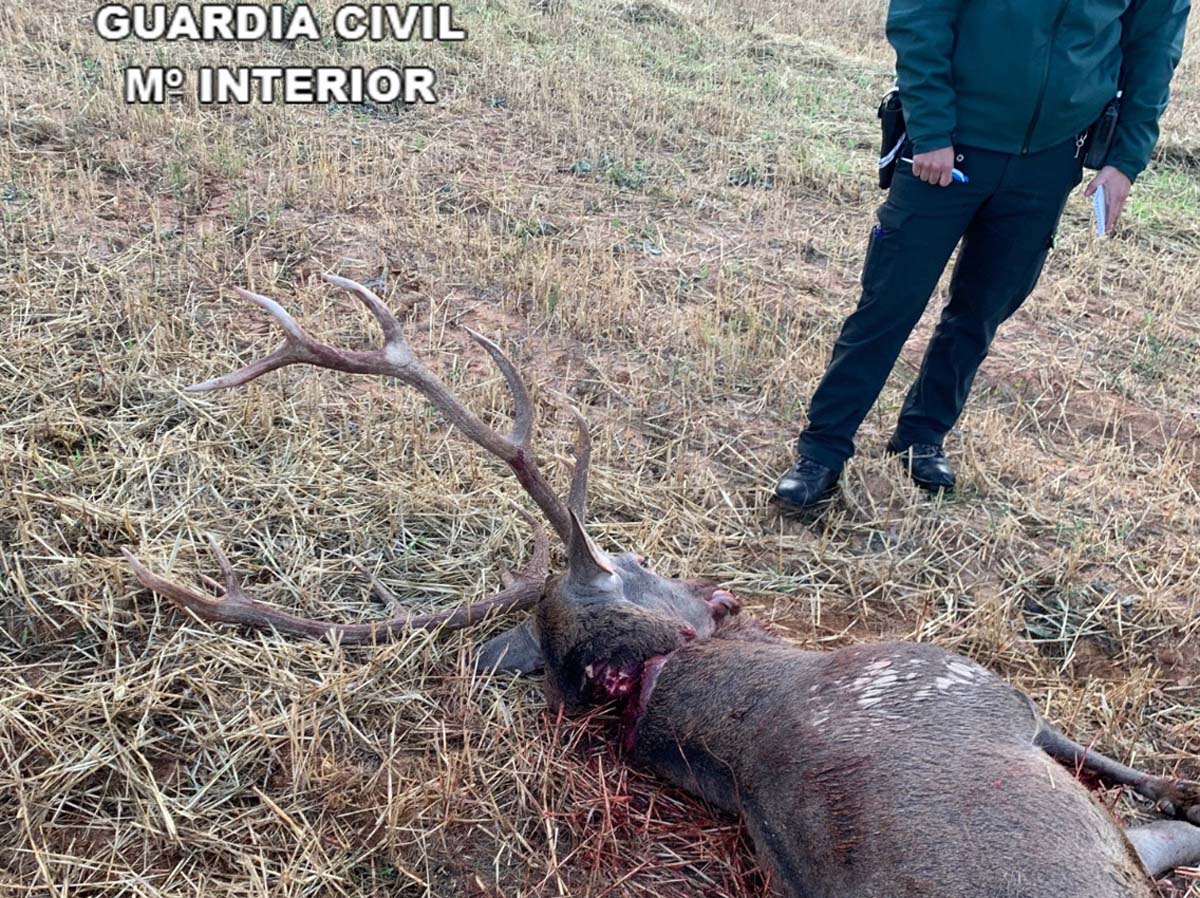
[567,509,615,582]
[475,621,544,675]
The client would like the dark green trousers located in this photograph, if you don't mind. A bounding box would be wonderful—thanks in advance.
[797,136,1084,470]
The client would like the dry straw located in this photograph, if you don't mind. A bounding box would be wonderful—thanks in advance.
[2,1,1198,895]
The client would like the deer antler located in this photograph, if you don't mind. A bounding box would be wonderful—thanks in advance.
[126,273,590,641]
[122,521,549,643]
[189,274,580,541]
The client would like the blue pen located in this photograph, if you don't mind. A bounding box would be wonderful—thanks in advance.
[900,157,969,183]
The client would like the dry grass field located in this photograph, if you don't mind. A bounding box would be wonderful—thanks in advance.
[2,0,1199,895]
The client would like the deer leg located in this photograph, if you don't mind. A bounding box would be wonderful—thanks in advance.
[738,798,810,898]
[1035,727,1200,824]
[1124,821,1200,877]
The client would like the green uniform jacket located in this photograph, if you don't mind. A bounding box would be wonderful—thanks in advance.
[887,0,1191,181]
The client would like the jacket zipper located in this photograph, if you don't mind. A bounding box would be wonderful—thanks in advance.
[1022,0,1072,154]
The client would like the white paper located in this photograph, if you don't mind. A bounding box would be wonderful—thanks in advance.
[1093,185,1107,237]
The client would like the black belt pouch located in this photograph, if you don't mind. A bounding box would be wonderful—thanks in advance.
[1083,95,1121,170]
[877,88,906,189]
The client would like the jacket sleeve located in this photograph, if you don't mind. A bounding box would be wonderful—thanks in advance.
[886,0,966,154]
[1108,0,1191,182]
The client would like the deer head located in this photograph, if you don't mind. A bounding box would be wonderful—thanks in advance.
[532,509,740,711]
[124,275,736,675]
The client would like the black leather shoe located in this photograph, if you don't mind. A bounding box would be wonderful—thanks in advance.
[886,438,956,493]
[774,457,842,510]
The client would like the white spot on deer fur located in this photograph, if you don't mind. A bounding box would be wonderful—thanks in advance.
[934,676,957,691]
[865,659,893,673]
[853,671,904,713]
[905,672,919,680]
[946,660,979,681]
[858,674,899,700]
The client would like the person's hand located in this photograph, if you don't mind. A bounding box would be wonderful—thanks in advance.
[1084,166,1133,231]
[912,147,957,187]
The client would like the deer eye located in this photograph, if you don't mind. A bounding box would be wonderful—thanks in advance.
[637,554,652,569]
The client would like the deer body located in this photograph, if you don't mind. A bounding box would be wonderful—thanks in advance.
[626,633,1152,898]
[126,274,1200,897]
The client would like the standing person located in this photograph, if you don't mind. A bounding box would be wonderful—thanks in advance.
[774,0,1191,510]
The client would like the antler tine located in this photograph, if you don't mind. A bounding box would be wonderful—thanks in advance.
[205,532,243,593]
[122,547,231,618]
[567,408,591,522]
[322,273,407,350]
[123,517,550,643]
[462,326,534,447]
[187,287,320,392]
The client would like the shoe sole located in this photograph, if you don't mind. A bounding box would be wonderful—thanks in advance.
[770,485,840,515]
[911,480,955,495]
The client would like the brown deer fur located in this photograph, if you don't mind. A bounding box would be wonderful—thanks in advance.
[539,575,1200,898]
